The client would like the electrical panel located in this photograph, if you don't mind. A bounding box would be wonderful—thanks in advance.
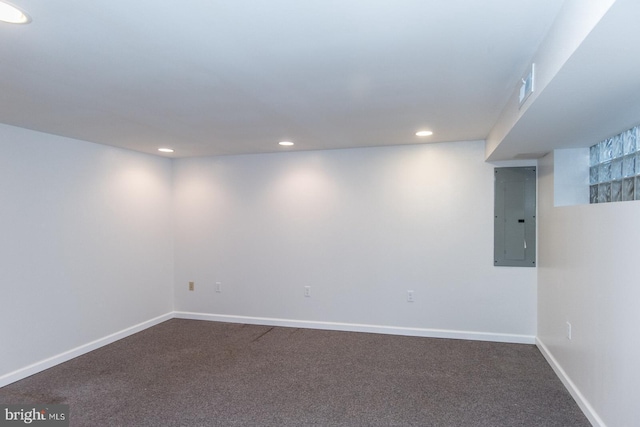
[494,167,536,267]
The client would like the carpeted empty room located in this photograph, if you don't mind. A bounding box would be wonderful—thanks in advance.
[5,1,640,426]
[0,319,589,426]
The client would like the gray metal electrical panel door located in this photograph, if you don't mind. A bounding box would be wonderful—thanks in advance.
[494,167,536,267]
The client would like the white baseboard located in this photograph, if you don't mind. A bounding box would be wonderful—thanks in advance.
[174,311,536,344]
[0,312,173,388]
[0,311,535,389]
[536,337,605,427]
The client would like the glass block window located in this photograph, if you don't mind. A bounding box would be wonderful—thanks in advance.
[590,126,640,204]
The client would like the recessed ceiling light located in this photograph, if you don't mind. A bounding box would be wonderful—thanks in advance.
[158,148,174,153]
[415,130,433,137]
[279,141,294,146]
[0,1,31,24]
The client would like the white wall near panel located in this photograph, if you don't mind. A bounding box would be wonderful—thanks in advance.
[538,151,640,426]
[173,141,537,340]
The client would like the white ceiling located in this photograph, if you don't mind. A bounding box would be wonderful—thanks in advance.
[0,0,575,158]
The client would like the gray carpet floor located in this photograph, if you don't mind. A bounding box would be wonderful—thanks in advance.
[0,319,590,426]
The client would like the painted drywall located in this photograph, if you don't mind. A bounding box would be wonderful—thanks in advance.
[486,0,615,159]
[173,140,536,340]
[0,124,174,379]
[538,151,640,426]
[553,148,589,206]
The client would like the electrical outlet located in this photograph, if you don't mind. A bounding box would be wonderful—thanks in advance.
[566,321,572,340]
[215,282,222,293]
[189,281,194,291]
[304,286,311,297]
[407,290,414,302]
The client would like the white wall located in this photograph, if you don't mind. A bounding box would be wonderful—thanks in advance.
[173,140,537,341]
[538,151,640,426]
[0,133,538,386]
[553,147,590,206]
[0,124,174,381]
